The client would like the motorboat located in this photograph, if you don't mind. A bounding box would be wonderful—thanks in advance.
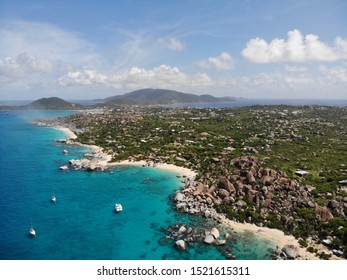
[115,203,123,212]
[29,227,36,237]
[51,195,56,203]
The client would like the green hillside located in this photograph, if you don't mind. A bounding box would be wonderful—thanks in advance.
[23,97,81,110]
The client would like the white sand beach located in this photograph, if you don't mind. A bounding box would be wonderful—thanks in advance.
[109,160,197,180]
[221,218,320,259]
[53,126,77,140]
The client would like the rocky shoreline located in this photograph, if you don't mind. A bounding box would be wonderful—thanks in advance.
[172,155,344,259]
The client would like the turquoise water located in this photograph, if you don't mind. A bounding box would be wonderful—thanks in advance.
[0,111,274,260]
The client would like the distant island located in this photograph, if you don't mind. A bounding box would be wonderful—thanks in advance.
[0,88,240,110]
[98,88,238,105]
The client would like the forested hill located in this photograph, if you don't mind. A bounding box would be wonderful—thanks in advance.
[22,97,82,110]
[102,88,238,105]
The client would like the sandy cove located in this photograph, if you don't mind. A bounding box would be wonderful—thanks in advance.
[54,126,78,140]
[109,160,198,180]
[54,125,339,260]
[221,219,316,259]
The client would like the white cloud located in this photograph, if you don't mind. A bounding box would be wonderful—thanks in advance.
[192,73,213,87]
[57,65,224,95]
[158,37,185,51]
[242,29,347,63]
[59,69,109,86]
[198,52,235,71]
[0,20,101,90]
[0,20,98,65]
[0,53,54,80]
[335,37,347,57]
[248,65,347,98]
[58,65,210,91]
[319,65,347,85]
[3,61,346,99]
[117,65,189,89]
[284,65,308,72]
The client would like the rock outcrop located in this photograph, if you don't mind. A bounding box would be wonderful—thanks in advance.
[282,245,299,259]
[173,155,344,256]
[175,240,186,251]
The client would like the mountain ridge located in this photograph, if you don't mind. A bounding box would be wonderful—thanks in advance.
[102,88,238,105]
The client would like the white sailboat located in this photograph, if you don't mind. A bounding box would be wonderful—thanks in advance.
[50,195,56,203]
[29,227,36,237]
[115,203,123,212]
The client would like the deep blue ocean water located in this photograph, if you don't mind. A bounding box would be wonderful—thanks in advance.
[0,110,275,260]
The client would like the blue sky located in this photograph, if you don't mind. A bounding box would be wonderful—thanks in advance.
[0,0,346,100]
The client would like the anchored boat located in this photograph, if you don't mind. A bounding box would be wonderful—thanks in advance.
[115,203,123,212]
[28,227,36,237]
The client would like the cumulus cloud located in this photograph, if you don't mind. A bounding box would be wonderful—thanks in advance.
[0,20,100,90]
[0,20,98,65]
[284,65,308,72]
[118,65,189,89]
[58,65,214,91]
[158,37,185,51]
[59,69,109,86]
[0,53,54,79]
[242,29,347,63]
[198,52,235,71]
[319,65,347,85]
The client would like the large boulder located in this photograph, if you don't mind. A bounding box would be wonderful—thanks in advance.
[175,240,186,251]
[218,177,236,193]
[175,192,185,202]
[236,200,247,207]
[176,202,187,210]
[210,227,220,239]
[59,165,68,170]
[261,175,273,185]
[245,189,257,203]
[214,239,226,246]
[315,205,334,221]
[87,163,97,171]
[278,177,289,186]
[246,171,256,183]
[217,189,230,199]
[327,200,340,209]
[282,245,298,259]
[178,226,187,234]
[193,183,208,196]
[261,198,272,208]
[204,234,215,244]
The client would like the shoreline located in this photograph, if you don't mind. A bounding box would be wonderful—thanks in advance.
[220,217,319,259]
[109,160,197,180]
[53,124,339,260]
[53,126,78,140]
[54,125,197,179]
